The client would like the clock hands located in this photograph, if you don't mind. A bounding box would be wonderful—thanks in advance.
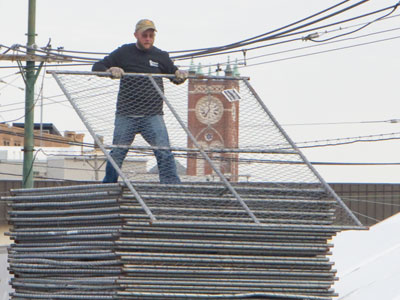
[195,96,223,125]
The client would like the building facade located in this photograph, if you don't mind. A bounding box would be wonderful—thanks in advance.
[0,123,84,147]
[186,65,240,181]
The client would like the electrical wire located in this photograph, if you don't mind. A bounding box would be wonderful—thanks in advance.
[295,132,400,149]
[310,161,400,166]
[3,1,393,60]
[1,150,399,178]
[1,125,400,151]
[0,170,90,182]
[236,25,400,67]
[3,10,398,68]
[171,0,372,59]
[0,3,398,70]
[0,65,49,123]
[310,1,400,42]
[350,209,382,222]
[0,0,384,64]
[9,0,356,62]
[1,160,106,173]
[2,26,399,74]
[171,1,399,60]
[0,75,24,91]
[0,98,71,114]
[282,118,400,127]
[240,34,400,68]
[0,71,21,81]
[2,129,400,168]
[341,197,400,207]
[0,63,92,69]
[314,12,400,36]
[223,5,400,65]
[178,23,400,71]
[169,0,355,55]
[0,89,68,109]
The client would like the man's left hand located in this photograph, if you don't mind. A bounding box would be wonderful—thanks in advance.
[172,70,188,84]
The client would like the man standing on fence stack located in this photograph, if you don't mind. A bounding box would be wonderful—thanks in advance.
[92,19,187,184]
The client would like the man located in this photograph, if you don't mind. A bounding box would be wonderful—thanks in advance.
[92,19,187,184]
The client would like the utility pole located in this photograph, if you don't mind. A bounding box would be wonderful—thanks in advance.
[22,0,37,188]
[0,3,72,188]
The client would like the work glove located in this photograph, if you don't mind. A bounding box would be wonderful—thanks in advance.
[172,69,188,84]
[108,67,125,79]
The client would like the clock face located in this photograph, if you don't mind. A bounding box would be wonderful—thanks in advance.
[195,96,224,125]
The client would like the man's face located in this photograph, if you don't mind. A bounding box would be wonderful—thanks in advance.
[134,29,155,50]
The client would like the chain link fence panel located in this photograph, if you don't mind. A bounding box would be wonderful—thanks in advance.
[50,71,361,228]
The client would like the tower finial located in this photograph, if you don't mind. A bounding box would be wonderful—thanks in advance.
[189,58,196,75]
[233,59,240,77]
[197,63,204,75]
[225,56,232,76]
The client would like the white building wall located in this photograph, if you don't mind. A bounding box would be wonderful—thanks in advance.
[0,245,12,300]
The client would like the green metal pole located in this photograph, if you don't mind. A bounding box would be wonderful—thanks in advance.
[22,0,36,188]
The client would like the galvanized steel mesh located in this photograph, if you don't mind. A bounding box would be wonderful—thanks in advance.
[50,71,361,227]
[3,183,346,300]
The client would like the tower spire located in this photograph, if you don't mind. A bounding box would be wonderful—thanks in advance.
[224,56,232,76]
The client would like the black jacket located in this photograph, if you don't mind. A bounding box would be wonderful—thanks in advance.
[92,43,177,116]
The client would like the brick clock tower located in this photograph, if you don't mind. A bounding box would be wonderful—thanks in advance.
[187,65,240,181]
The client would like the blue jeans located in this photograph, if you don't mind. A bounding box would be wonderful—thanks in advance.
[103,114,180,184]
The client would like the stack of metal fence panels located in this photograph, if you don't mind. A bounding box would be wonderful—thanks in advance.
[117,182,338,300]
[4,184,123,300]
[2,182,349,300]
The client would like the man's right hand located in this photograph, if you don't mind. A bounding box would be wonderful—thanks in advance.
[108,67,125,79]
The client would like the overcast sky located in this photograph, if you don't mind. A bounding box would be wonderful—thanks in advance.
[0,0,399,183]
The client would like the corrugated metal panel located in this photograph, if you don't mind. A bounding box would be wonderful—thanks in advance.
[331,183,400,226]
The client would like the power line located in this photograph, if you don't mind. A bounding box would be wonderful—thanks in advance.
[0,97,71,115]
[240,34,400,68]
[240,25,400,66]
[171,0,373,59]
[170,0,356,55]
[0,66,49,123]
[0,63,92,69]
[0,91,68,109]
[171,18,400,70]
[311,161,400,166]
[1,124,400,151]
[0,71,21,81]
[0,0,387,64]
[172,1,399,60]
[282,118,400,127]
[0,75,24,91]
[3,11,399,68]
[309,0,400,42]
[341,197,400,207]
[0,170,90,182]
[350,209,382,222]
[0,4,399,70]
[295,132,400,149]
[3,25,398,80]
[314,12,400,36]
[1,159,106,173]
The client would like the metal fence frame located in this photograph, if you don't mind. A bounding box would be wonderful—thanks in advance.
[50,70,362,227]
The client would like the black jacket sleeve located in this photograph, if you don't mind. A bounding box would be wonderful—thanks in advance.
[160,51,178,75]
[92,47,121,72]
